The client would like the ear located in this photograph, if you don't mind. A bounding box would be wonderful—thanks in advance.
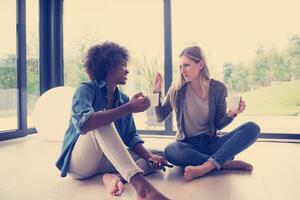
[198,60,204,70]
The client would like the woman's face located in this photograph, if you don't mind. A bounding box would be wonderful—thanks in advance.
[179,55,202,82]
[107,62,129,85]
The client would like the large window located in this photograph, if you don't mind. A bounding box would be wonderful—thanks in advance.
[26,0,39,128]
[0,1,17,131]
[1,0,299,140]
[172,0,300,134]
[64,0,165,130]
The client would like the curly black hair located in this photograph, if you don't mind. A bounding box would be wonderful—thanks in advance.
[84,41,129,82]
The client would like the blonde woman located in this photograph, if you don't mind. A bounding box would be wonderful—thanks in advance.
[153,46,260,181]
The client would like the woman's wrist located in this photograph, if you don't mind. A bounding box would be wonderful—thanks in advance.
[145,153,155,161]
[133,143,154,160]
[227,110,237,118]
[122,102,133,114]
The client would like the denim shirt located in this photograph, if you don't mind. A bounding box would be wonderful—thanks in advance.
[55,80,144,177]
[155,79,234,140]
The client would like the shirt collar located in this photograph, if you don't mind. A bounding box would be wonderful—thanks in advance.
[113,86,125,104]
[95,79,108,89]
[94,79,125,104]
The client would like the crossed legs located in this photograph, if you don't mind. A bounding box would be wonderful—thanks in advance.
[165,122,260,181]
[69,123,169,199]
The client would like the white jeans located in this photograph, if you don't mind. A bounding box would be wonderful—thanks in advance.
[68,123,160,182]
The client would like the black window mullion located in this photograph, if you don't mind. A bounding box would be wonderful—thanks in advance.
[40,0,64,95]
[17,0,27,132]
[163,0,173,135]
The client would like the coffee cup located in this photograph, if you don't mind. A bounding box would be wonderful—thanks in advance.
[147,93,159,107]
[226,96,241,112]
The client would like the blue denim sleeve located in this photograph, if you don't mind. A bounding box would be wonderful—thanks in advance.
[123,113,144,149]
[71,84,95,135]
[120,94,144,149]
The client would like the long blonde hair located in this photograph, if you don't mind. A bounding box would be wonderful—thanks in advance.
[170,46,211,110]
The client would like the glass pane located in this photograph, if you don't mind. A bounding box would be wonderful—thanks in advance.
[64,0,164,130]
[0,1,17,131]
[172,0,300,134]
[26,0,39,128]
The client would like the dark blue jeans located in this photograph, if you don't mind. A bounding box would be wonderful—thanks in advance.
[164,122,260,169]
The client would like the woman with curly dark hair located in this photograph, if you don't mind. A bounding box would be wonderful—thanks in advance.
[56,42,170,200]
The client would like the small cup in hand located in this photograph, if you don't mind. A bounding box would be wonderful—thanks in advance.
[147,93,159,107]
[226,96,241,113]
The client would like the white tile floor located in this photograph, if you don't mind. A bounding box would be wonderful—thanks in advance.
[0,134,300,200]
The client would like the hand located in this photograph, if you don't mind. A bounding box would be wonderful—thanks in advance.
[148,154,173,172]
[228,97,246,117]
[127,92,150,113]
[153,72,163,93]
[237,98,246,113]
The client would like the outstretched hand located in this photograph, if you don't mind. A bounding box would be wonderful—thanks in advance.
[153,72,163,93]
[237,98,246,114]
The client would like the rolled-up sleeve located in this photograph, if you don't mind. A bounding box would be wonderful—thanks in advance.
[154,87,173,122]
[71,84,95,135]
[215,84,233,129]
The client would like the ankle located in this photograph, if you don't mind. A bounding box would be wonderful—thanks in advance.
[130,173,151,194]
[202,160,216,170]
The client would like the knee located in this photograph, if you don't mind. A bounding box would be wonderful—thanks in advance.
[135,159,155,176]
[164,142,184,163]
[68,172,90,180]
[243,121,261,140]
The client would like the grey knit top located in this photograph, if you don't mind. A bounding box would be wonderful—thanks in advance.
[155,79,234,141]
[183,83,211,137]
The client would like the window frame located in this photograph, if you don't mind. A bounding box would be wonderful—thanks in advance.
[1,0,299,141]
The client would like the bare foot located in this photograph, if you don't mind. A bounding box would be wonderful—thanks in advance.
[102,173,124,196]
[137,189,170,200]
[222,160,253,171]
[184,161,216,181]
[131,173,170,200]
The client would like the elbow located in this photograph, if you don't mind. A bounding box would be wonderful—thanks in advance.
[80,125,89,134]
[154,109,166,123]
[156,117,164,123]
[215,122,225,130]
[155,112,166,123]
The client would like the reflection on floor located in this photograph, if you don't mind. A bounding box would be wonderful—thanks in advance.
[0,134,299,200]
